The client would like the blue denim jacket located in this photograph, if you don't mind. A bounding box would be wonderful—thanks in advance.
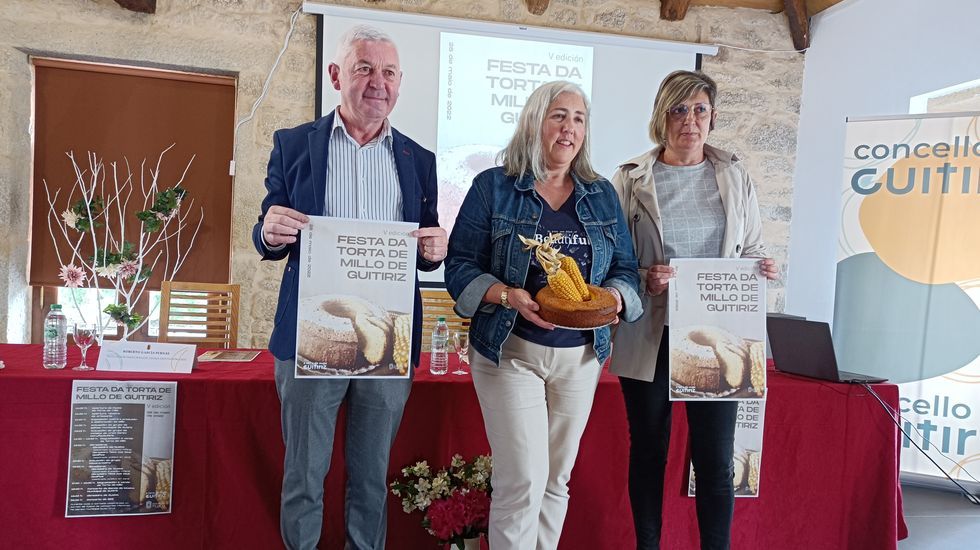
[445,167,642,365]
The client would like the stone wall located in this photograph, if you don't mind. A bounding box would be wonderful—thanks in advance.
[0,0,800,345]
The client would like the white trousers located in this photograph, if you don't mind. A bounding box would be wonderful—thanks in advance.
[470,335,602,550]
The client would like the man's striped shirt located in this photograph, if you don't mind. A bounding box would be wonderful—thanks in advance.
[324,111,403,221]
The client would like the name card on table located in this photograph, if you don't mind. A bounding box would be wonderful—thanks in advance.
[96,341,197,374]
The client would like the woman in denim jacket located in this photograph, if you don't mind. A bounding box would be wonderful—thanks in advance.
[445,80,642,549]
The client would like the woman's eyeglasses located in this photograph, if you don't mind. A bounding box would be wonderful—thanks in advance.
[666,103,712,120]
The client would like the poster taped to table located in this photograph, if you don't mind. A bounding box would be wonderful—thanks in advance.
[296,217,418,378]
[65,380,177,517]
[688,399,766,497]
[668,258,767,400]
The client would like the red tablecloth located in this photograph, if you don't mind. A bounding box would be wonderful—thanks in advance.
[0,344,906,549]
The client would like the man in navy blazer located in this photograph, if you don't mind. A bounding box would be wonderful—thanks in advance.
[252,25,446,550]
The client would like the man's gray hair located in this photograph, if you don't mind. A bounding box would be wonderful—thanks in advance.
[500,80,600,183]
[333,24,397,65]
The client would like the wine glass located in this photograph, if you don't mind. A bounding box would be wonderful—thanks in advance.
[72,323,97,371]
[452,331,470,375]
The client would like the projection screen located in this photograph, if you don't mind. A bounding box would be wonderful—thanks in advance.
[303,3,717,282]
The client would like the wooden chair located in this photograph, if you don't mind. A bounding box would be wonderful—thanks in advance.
[420,289,468,351]
[158,281,240,349]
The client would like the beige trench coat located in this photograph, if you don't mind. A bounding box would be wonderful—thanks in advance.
[609,143,768,382]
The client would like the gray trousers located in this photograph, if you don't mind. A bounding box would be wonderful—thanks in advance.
[274,358,412,550]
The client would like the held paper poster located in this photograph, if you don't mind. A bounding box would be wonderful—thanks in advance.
[66,380,177,517]
[668,258,767,400]
[688,399,766,498]
[295,217,418,378]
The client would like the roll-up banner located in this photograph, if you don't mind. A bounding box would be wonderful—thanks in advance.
[837,112,980,485]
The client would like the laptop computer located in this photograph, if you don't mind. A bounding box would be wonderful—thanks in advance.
[764,313,807,359]
[766,317,887,384]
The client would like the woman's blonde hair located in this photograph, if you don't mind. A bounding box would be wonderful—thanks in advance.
[649,70,718,146]
[500,80,600,182]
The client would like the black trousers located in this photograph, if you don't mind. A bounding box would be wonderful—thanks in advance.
[619,328,738,550]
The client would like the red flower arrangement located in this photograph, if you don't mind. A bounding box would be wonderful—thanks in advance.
[425,488,490,541]
[391,454,492,548]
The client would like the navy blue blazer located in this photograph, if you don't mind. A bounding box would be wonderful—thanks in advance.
[252,111,441,363]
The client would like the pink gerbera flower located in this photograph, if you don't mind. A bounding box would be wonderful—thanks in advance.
[59,264,86,288]
[118,259,140,279]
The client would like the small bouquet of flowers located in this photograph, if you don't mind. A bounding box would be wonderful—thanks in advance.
[390,454,492,548]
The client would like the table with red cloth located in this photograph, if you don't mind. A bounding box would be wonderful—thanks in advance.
[0,343,906,549]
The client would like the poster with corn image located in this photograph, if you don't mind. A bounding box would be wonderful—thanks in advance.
[295,217,418,378]
[667,258,767,400]
[688,399,765,497]
[66,380,176,517]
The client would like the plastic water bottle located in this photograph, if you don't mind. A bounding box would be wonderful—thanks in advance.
[43,304,68,369]
[430,316,449,375]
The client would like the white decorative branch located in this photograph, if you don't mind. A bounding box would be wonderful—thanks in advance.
[44,146,205,343]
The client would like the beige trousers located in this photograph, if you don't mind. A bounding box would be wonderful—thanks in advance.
[470,335,603,550]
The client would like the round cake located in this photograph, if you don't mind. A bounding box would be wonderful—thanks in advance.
[297,295,394,372]
[670,326,749,393]
[535,285,618,328]
[318,296,392,365]
[297,302,359,368]
[670,332,721,391]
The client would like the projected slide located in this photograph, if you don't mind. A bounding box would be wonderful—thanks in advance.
[308,4,715,283]
[436,33,594,235]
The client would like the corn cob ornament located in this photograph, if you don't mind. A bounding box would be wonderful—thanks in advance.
[546,268,582,301]
[519,233,591,302]
[392,313,411,375]
[560,255,590,300]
